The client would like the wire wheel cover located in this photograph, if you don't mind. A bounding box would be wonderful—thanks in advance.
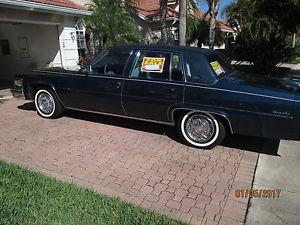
[184,114,216,143]
[37,92,54,115]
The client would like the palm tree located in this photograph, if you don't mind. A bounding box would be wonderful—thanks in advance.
[187,17,223,47]
[205,0,220,49]
[160,0,168,44]
[179,0,187,46]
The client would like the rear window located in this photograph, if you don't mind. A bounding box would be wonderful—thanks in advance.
[184,52,234,85]
[207,54,234,77]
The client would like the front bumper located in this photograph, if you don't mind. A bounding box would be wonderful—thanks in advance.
[10,85,25,99]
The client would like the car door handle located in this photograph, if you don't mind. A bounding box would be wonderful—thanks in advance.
[116,81,122,89]
[169,88,176,92]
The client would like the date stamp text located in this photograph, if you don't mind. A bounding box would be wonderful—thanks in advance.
[235,189,281,198]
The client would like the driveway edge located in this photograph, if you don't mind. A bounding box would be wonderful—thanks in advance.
[218,151,259,225]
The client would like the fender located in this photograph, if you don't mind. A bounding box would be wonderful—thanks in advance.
[27,81,65,107]
[168,104,234,134]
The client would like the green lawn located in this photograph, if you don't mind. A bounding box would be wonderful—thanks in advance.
[0,161,185,225]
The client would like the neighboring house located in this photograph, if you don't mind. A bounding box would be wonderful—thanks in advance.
[192,10,236,49]
[132,0,180,44]
[131,0,235,48]
[0,0,91,83]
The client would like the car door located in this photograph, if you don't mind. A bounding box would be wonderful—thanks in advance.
[122,50,185,123]
[69,48,131,115]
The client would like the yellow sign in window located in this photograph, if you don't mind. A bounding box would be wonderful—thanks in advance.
[210,61,225,76]
[141,57,166,73]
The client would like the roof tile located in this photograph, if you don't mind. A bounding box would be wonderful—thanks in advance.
[24,0,86,10]
[133,0,178,18]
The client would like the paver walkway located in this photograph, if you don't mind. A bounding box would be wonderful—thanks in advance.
[0,99,259,225]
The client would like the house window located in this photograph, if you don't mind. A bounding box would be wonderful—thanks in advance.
[76,23,86,58]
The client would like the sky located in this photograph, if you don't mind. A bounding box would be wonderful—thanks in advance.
[197,0,233,20]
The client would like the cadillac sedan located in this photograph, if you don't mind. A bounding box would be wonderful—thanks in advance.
[12,45,300,149]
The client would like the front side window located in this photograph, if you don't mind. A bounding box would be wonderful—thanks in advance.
[130,51,171,81]
[91,49,131,76]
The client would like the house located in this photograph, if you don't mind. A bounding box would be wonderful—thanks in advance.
[131,0,235,48]
[0,0,91,84]
[132,0,180,44]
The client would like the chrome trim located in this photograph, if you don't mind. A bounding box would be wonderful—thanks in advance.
[186,84,297,102]
[35,70,84,76]
[65,107,174,126]
[11,87,25,99]
[36,70,186,86]
[124,77,185,86]
[36,70,297,103]
[171,108,234,134]
[87,75,124,80]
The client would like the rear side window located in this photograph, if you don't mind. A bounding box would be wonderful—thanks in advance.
[130,51,171,81]
[184,52,215,85]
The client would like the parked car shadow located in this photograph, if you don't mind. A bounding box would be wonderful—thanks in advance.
[222,135,280,156]
[17,102,280,155]
[17,102,36,111]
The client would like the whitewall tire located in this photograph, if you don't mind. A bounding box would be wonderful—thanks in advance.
[34,88,64,119]
[178,111,226,149]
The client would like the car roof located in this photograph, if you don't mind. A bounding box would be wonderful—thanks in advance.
[112,44,216,56]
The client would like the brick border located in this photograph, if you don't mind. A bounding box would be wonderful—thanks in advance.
[218,151,259,225]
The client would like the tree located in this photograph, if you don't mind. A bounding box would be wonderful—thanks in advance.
[226,0,299,74]
[187,17,223,47]
[179,0,187,46]
[87,0,141,50]
[160,0,168,44]
[205,0,220,49]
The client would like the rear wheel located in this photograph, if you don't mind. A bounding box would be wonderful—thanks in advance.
[177,111,226,149]
[34,88,64,119]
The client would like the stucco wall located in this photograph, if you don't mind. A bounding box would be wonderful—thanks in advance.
[0,23,61,80]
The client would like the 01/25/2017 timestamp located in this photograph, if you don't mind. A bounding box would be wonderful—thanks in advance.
[235,189,281,198]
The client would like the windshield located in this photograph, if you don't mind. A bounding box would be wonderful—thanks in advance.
[207,53,235,77]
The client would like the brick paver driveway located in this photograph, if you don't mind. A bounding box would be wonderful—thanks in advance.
[0,99,259,225]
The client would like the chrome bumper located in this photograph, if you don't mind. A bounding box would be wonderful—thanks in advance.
[10,86,25,99]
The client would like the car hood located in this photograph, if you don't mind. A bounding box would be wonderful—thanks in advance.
[216,71,299,99]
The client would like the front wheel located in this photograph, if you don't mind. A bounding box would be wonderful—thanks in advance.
[177,111,226,149]
[34,88,64,119]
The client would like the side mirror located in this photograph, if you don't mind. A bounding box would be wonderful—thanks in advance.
[81,65,93,74]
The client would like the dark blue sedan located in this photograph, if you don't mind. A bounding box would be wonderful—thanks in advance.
[12,45,300,149]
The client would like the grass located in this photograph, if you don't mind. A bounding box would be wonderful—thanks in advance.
[0,161,185,225]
